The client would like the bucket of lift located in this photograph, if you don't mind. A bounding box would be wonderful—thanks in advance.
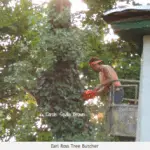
[106,79,139,137]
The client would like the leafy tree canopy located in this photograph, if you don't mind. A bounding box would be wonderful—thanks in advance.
[0,0,142,141]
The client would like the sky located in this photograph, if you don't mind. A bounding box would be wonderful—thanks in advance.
[134,0,150,4]
[32,0,88,13]
[32,0,150,10]
[31,0,150,42]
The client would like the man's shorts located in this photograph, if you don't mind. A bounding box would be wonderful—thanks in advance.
[109,86,124,104]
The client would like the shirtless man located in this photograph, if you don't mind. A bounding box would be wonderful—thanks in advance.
[89,57,124,104]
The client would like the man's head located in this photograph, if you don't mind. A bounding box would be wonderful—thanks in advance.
[89,57,103,72]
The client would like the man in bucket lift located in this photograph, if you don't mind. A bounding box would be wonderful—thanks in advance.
[88,57,124,104]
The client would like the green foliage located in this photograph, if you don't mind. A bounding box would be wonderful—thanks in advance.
[0,92,53,141]
[0,0,54,141]
[0,0,141,142]
[1,0,95,141]
[83,0,116,26]
[30,1,94,141]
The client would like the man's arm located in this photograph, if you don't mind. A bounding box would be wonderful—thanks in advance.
[94,84,103,91]
[96,87,104,96]
[95,80,112,96]
[101,79,113,87]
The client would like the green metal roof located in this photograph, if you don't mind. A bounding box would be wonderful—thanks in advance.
[102,6,150,56]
